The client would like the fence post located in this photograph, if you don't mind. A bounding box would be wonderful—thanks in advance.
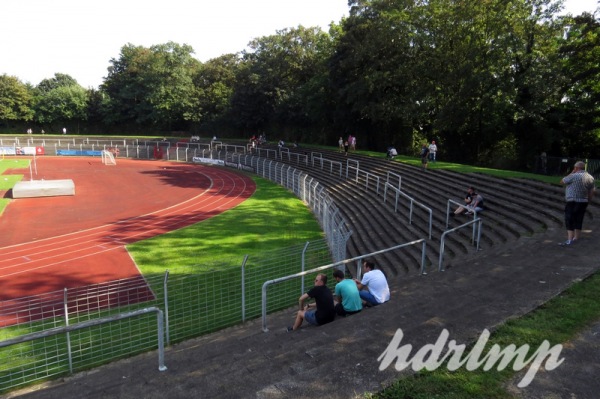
[63,288,74,374]
[241,255,249,321]
[163,270,170,345]
[157,309,168,371]
[301,242,310,294]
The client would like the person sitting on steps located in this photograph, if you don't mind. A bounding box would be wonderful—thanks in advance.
[451,187,484,216]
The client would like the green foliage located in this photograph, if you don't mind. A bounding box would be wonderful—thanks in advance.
[229,25,335,138]
[3,1,599,165]
[0,74,34,122]
[36,73,79,93]
[102,42,201,130]
[555,13,600,158]
[34,84,88,125]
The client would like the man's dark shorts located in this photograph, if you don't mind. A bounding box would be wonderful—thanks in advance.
[334,303,361,317]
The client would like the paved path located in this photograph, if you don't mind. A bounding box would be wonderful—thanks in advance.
[8,215,600,398]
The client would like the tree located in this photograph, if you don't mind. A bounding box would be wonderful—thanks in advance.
[34,84,88,127]
[0,74,34,123]
[194,54,240,125]
[101,42,200,131]
[554,12,600,158]
[229,26,335,139]
[36,73,79,93]
[330,0,571,166]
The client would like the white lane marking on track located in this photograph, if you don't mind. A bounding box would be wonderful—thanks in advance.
[0,163,254,280]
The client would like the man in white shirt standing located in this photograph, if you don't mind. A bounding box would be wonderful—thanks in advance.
[354,260,390,307]
[428,140,437,162]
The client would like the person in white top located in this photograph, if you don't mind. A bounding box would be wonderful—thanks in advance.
[353,260,390,306]
[428,140,437,162]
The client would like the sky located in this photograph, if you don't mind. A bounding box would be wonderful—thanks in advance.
[1,0,597,89]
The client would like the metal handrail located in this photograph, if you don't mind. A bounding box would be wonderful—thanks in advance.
[439,218,483,272]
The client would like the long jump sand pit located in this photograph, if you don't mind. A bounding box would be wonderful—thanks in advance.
[12,179,75,198]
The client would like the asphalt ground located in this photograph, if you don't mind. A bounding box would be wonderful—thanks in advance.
[6,214,600,399]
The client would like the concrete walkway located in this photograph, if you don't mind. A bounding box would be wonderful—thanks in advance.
[8,216,600,398]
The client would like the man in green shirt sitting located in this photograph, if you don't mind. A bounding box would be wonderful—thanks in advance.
[332,269,363,316]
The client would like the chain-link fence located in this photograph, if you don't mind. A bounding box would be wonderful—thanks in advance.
[0,239,336,393]
[0,142,354,394]
[533,155,599,179]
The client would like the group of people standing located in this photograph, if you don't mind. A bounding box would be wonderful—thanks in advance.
[338,135,357,155]
[287,260,390,332]
[420,140,438,168]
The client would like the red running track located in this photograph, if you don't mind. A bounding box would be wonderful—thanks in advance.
[0,157,256,301]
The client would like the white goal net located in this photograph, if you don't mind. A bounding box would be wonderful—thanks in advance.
[101,150,117,165]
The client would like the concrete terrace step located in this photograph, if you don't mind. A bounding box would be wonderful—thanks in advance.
[15,219,600,399]
[9,144,600,399]
[268,147,559,273]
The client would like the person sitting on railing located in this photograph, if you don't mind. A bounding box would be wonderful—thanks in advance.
[287,273,335,332]
[353,260,390,307]
[451,187,473,216]
[451,187,483,216]
[465,190,485,215]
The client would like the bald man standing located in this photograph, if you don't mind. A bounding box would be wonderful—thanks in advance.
[559,161,595,246]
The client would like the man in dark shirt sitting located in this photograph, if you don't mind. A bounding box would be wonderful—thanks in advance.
[287,273,335,332]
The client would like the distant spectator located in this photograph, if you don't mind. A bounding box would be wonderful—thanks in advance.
[350,136,357,151]
[332,269,362,317]
[420,144,429,168]
[428,140,437,162]
[287,273,335,331]
[338,137,344,152]
[540,152,547,174]
[62,127,67,135]
[353,260,390,307]
[386,146,397,160]
[344,141,349,155]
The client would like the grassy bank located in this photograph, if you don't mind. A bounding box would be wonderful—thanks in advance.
[369,271,600,398]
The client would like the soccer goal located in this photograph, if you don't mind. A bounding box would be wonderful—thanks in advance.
[101,150,117,166]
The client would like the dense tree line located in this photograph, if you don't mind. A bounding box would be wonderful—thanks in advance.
[1,0,598,168]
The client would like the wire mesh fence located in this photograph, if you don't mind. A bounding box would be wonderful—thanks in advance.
[0,238,336,393]
[0,140,357,393]
[0,276,165,393]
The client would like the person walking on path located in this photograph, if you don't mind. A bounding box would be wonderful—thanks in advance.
[332,269,362,317]
[354,260,390,307]
[559,161,595,246]
[287,273,335,331]
[428,140,437,162]
[420,144,430,168]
